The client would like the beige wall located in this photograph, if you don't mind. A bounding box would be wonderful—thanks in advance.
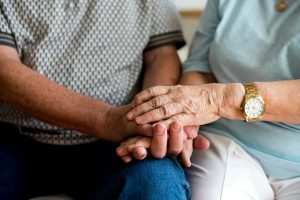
[175,0,207,11]
[178,13,202,62]
[176,0,207,61]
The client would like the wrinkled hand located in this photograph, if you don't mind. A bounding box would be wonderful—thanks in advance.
[126,85,224,127]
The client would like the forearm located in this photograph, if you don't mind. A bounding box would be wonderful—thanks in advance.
[142,45,181,89]
[0,58,111,139]
[221,80,300,124]
[255,80,300,123]
[180,71,216,85]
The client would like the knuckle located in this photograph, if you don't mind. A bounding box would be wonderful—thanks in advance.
[149,97,160,109]
[146,87,156,96]
[174,85,184,93]
[170,116,178,123]
[183,97,193,108]
[134,95,142,105]
[160,105,170,117]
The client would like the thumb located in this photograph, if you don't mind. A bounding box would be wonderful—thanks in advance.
[193,135,210,150]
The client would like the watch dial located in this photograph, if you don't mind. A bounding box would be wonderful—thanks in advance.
[244,98,264,119]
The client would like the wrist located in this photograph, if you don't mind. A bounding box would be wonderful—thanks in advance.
[93,103,115,140]
[218,83,245,120]
[101,104,136,143]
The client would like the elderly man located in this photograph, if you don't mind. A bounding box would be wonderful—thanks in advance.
[0,1,209,199]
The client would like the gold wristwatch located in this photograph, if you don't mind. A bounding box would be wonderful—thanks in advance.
[241,83,266,122]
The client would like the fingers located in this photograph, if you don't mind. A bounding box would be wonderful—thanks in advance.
[159,113,193,130]
[129,137,151,160]
[151,123,168,158]
[193,134,210,150]
[127,137,152,152]
[132,146,148,160]
[127,95,173,121]
[180,139,193,168]
[116,137,139,157]
[167,121,184,157]
[183,126,200,139]
[121,155,133,163]
[133,86,171,106]
[134,102,183,124]
[116,137,151,160]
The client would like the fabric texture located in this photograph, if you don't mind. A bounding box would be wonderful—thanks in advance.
[186,132,300,200]
[183,0,300,179]
[0,0,185,145]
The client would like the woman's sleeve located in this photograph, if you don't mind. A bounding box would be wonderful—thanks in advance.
[183,0,221,73]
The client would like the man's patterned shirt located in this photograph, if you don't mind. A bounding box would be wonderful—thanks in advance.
[0,0,185,144]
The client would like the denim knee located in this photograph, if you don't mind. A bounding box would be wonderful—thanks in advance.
[119,157,191,200]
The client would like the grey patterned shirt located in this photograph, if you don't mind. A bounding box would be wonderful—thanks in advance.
[0,0,185,145]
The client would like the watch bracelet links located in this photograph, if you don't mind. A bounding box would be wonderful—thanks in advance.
[243,83,259,98]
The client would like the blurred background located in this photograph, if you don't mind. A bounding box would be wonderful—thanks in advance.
[175,0,208,62]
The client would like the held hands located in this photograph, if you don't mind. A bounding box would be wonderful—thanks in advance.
[114,84,227,165]
[104,103,206,152]
[116,122,210,167]
[104,104,154,143]
[108,84,220,166]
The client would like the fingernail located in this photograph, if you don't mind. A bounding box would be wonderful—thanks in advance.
[155,124,165,136]
[137,151,146,159]
[173,122,181,131]
[140,153,146,159]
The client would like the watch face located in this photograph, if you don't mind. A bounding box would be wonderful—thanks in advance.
[244,97,265,119]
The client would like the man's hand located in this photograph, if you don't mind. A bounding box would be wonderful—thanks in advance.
[116,122,210,167]
[180,134,210,167]
[104,103,155,143]
[116,135,210,167]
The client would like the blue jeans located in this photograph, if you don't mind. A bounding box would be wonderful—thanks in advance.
[0,123,191,200]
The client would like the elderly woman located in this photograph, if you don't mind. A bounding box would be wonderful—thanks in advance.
[118,0,300,199]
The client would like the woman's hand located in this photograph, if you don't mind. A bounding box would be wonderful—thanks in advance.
[126,84,228,127]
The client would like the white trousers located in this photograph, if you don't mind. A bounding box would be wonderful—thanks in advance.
[185,133,300,200]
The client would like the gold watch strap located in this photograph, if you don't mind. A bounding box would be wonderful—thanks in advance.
[243,83,259,97]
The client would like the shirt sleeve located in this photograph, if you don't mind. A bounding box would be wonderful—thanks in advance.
[182,0,220,74]
[0,6,17,49]
[145,0,186,51]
